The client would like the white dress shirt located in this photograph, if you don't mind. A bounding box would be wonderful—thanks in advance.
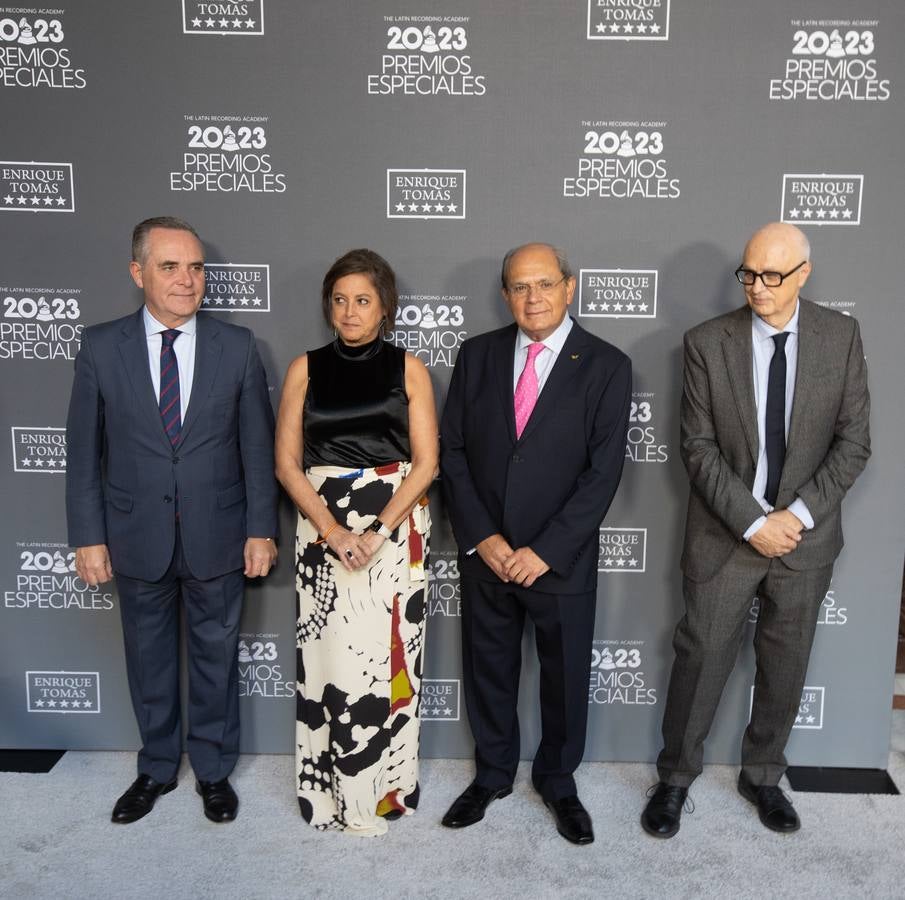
[744,301,814,540]
[512,314,574,394]
[143,306,197,420]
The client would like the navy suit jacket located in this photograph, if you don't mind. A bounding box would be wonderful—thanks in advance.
[440,319,632,594]
[66,308,278,581]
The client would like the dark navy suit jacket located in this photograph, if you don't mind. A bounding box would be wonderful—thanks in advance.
[440,319,632,594]
[66,308,278,581]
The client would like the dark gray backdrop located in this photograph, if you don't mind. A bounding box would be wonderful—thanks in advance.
[2,0,904,771]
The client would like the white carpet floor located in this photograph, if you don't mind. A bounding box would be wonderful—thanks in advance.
[3,712,904,900]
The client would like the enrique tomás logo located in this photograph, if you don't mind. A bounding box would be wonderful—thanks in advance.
[598,527,646,573]
[202,264,270,311]
[27,670,100,712]
[587,0,669,40]
[1,162,74,212]
[579,269,657,318]
[781,174,862,225]
[750,685,824,729]
[421,678,460,720]
[182,0,264,35]
[11,426,66,472]
[387,169,465,219]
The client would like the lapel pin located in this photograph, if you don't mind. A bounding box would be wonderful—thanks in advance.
[571,353,580,360]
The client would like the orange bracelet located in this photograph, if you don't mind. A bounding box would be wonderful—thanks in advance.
[317,521,340,544]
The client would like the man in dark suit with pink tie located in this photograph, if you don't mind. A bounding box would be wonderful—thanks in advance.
[440,242,632,844]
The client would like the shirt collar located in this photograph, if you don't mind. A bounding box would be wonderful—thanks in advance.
[752,300,799,342]
[143,305,198,337]
[516,314,574,356]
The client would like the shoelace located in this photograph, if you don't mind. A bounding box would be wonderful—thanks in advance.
[645,782,695,814]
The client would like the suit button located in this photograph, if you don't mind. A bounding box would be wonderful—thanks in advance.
[172,456,180,464]
[512,454,521,463]
[163,495,173,503]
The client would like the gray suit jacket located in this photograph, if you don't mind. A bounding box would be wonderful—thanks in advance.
[66,308,278,582]
[680,299,870,583]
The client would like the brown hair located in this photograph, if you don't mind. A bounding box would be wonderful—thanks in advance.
[321,248,398,332]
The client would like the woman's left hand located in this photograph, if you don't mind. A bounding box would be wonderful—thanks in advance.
[359,530,387,562]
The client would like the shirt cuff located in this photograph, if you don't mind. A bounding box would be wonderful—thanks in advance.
[787,498,814,530]
[743,515,768,542]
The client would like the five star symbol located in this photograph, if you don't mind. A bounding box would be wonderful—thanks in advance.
[787,206,853,222]
[596,21,662,35]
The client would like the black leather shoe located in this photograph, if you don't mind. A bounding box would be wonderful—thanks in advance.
[545,794,594,845]
[111,774,177,824]
[196,778,238,823]
[441,782,512,828]
[641,782,688,838]
[738,772,800,833]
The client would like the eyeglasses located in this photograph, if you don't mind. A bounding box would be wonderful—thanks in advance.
[734,260,807,288]
[506,276,567,298]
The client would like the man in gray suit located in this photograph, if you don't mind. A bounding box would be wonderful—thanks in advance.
[642,222,870,837]
[66,217,279,824]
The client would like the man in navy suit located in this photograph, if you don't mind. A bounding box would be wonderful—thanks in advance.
[440,243,632,844]
[66,217,279,823]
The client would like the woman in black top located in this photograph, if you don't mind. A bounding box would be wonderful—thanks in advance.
[275,249,438,836]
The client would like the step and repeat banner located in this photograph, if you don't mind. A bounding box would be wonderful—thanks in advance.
[2,1,904,770]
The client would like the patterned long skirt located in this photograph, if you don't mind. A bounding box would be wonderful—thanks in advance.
[295,462,430,836]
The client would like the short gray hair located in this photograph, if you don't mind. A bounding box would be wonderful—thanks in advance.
[131,216,201,263]
[501,242,573,290]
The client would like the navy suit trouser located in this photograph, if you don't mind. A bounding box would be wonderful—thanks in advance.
[461,575,596,802]
[115,527,245,784]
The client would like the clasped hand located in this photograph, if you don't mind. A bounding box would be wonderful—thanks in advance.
[749,509,804,558]
[326,526,386,572]
[476,534,550,587]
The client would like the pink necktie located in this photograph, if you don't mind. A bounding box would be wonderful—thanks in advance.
[514,342,545,438]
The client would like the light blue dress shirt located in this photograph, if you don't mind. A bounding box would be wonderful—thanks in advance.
[743,301,814,540]
[143,306,197,421]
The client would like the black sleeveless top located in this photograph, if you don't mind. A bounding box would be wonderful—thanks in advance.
[303,338,411,468]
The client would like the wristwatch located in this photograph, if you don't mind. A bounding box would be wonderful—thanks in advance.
[368,519,393,539]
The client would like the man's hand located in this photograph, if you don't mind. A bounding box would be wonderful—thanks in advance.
[476,533,515,582]
[244,538,278,577]
[75,544,113,586]
[748,511,803,558]
[503,547,550,587]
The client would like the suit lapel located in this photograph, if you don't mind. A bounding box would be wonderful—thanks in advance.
[786,299,819,454]
[179,313,222,446]
[518,320,588,444]
[720,307,759,465]
[493,324,518,444]
[118,308,173,451]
